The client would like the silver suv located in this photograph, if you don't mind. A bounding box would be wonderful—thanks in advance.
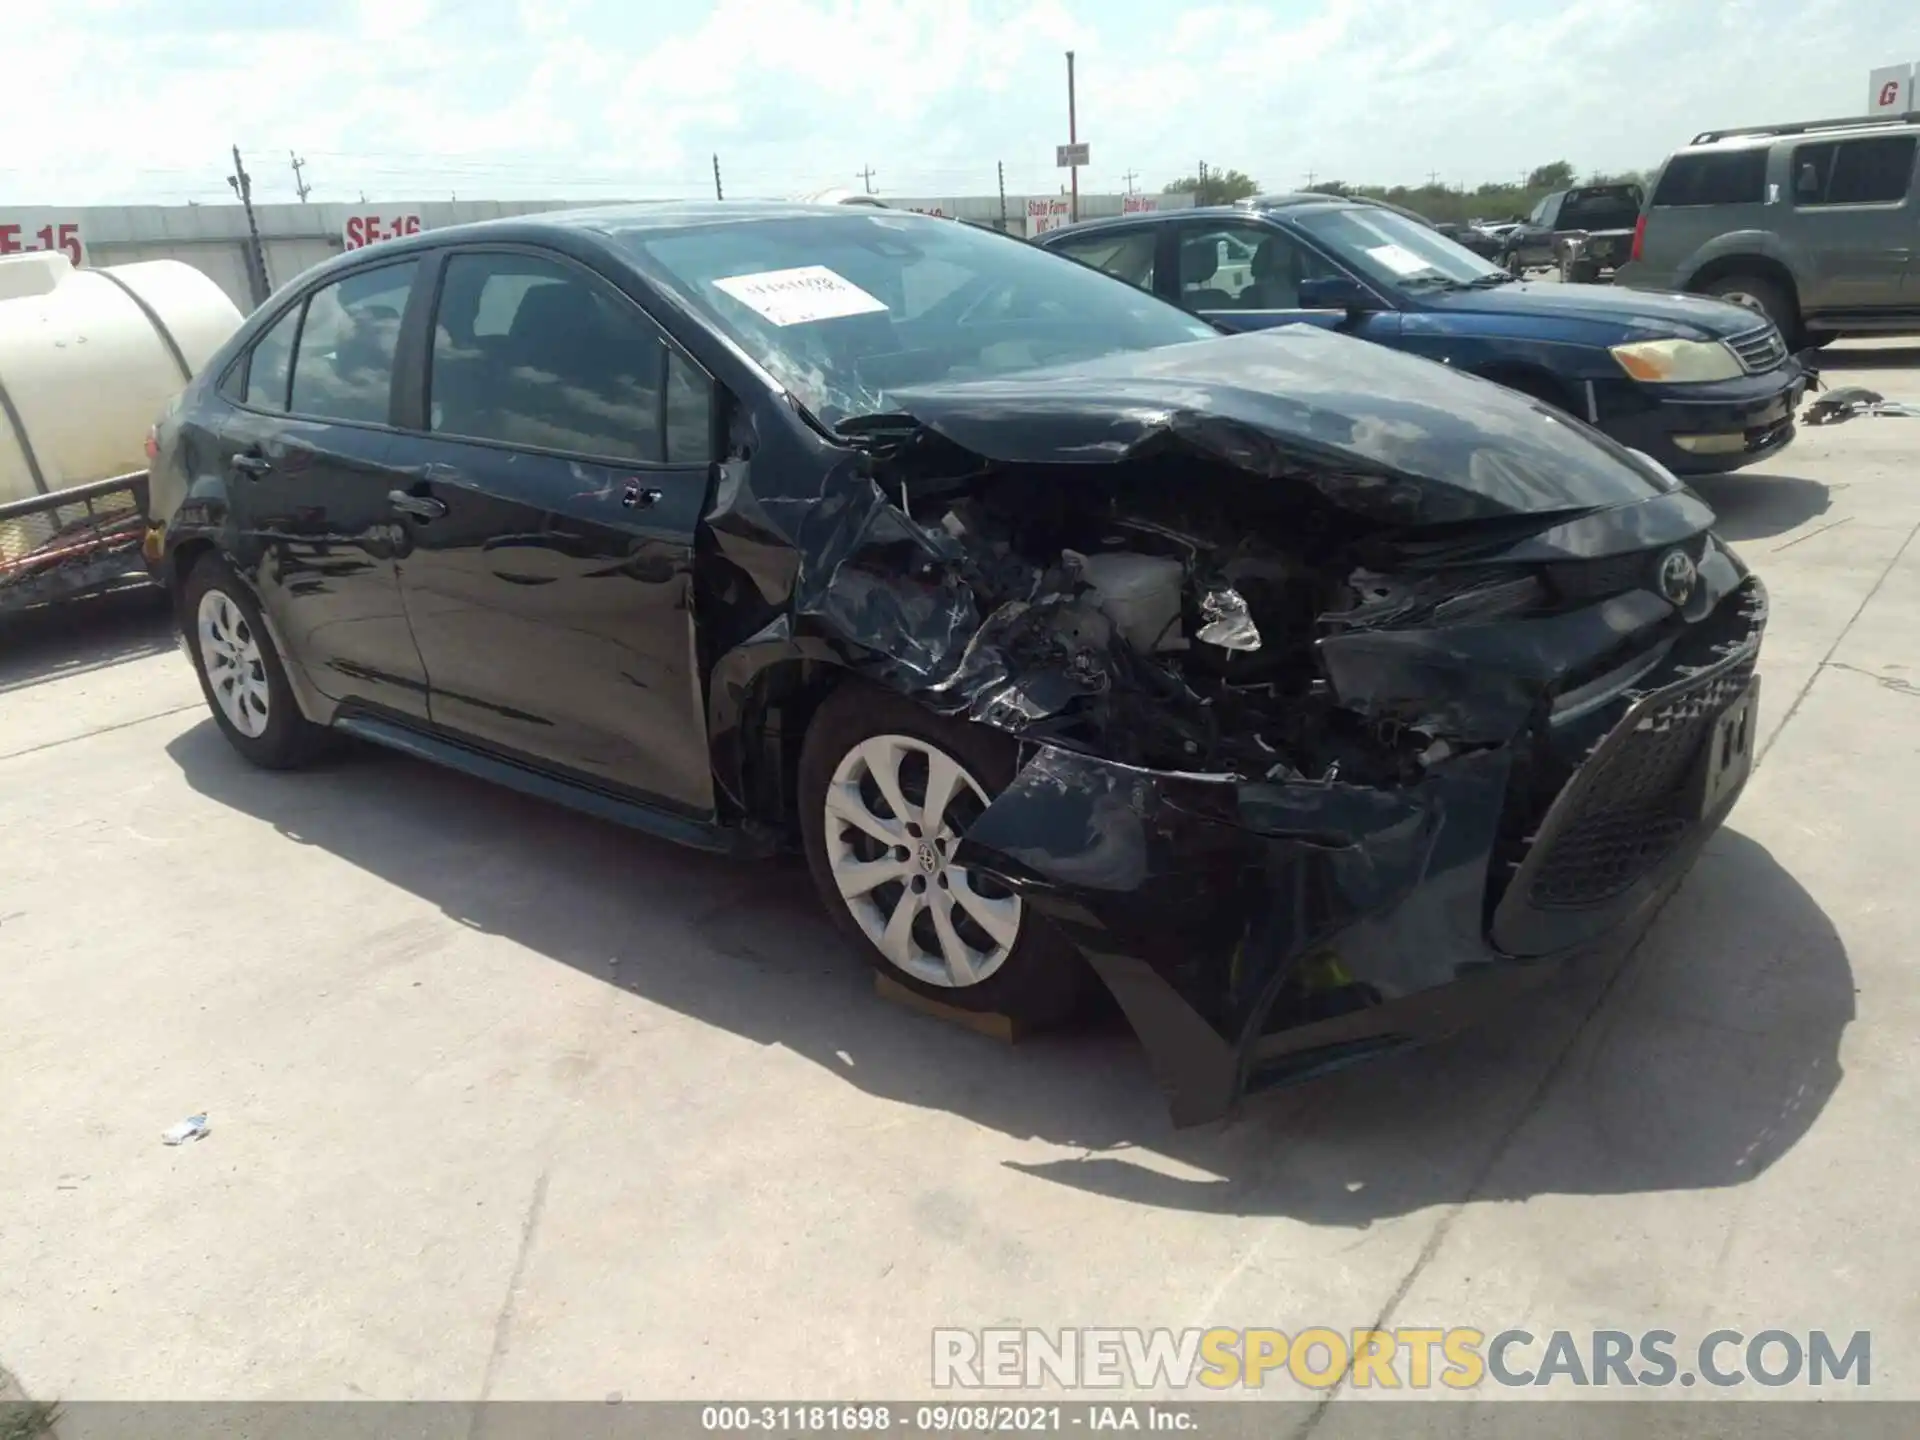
[1615,111,1920,345]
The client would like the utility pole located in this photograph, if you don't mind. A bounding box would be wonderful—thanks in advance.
[712,153,724,200]
[289,150,311,202]
[1304,169,1316,189]
[1426,170,1440,187]
[856,164,877,194]
[997,160,1008,231]
[1122,168,1139,195]
[227,146,270,307]
[1065,50,1079,224]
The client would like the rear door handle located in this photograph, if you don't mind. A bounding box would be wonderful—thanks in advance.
[230,452,272,478]
[388,489,449,520]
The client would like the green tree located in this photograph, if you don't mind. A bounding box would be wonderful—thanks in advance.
[1162,168,1260,205]
[1527,160,1576,190]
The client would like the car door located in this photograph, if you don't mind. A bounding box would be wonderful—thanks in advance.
[209,257,432,720]
[389,246,717,817]
[1786,134,1918,313]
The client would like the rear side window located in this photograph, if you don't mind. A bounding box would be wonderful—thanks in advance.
[1793,136,1918,206]
[289,260,418,425]
[1559,188,1642,228]
[428,251,673,464]
[1651,150,1767,207]
[1049,230,1157,291]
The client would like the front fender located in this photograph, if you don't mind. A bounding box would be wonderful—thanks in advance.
[1394,319,1627,385]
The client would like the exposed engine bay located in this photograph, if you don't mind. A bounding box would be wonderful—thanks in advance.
[848,443,1554,788]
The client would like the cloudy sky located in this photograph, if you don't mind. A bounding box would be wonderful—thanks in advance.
[0,0,1912,206]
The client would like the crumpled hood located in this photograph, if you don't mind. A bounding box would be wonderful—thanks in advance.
[1425,281,1765,342]
[885,327,1670,527]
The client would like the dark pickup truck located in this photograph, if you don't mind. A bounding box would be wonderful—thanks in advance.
[1499,183,1645,282]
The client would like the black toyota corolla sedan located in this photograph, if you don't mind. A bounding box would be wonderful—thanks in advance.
[145,202,1764,1123]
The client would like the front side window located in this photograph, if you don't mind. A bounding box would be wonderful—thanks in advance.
[429,251,671,463]
[1794,135,1917,206]
[288,260,418,425]
[624,212,1216,431]
[1177,223,1337,310]
[1049,229,1157,291]
[239,304,300,411]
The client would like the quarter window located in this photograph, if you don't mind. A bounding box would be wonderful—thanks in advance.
[288,260,418,425]
[428,251,678,463]
[1049,230,1157,291]
[238,305,301,411]
[1792,136,1918,206]
[1651,150,1767,207]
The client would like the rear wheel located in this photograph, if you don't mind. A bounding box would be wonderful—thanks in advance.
[799,683,1087,1026]
[182,555,326,769]
[1702,274,1795,339]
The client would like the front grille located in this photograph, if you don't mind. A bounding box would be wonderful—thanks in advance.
[1525,655,1756,909]
[1546,535,1706,605]
[1727,322,1788,374]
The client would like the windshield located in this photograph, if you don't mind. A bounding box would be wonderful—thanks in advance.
[625,213,1219,430]
[1292,207,1506,291]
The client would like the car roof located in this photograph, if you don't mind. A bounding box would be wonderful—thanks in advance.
[268,200,952,297]
[1041,192,1408,242]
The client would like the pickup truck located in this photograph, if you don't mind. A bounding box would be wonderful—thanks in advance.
[1499,183,1645,282]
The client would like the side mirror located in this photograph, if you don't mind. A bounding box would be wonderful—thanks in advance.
[1298,275,1377,312]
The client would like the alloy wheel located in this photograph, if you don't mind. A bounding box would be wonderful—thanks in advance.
[197,588,271,739]
[822,733,1022,988]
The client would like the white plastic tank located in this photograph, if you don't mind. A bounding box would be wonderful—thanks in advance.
[0,251,243,504]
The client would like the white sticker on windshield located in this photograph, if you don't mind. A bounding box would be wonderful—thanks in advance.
[1364,243,1429,277]
[711,265,889,327]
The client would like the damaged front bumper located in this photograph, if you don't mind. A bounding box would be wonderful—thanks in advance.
[953,573,1767,1126]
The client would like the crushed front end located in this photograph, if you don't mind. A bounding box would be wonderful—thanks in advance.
[705,329,1769,1123]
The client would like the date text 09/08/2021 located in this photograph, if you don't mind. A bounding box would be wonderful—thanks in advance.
[701,1406,1191,1433]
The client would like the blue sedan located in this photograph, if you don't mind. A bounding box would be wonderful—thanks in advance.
[1037,194,1810,475]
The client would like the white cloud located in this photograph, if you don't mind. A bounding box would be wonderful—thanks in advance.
[0,0,1906,206]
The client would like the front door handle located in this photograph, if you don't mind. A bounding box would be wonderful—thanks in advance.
[230,452,272,479]
[388,489,448,521]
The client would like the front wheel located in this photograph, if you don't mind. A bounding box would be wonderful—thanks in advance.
[182,555,327,769]
[1702,274,1796,339]
[798,683,1088,1027]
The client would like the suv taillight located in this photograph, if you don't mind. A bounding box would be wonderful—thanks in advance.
[1630,212,1647,263]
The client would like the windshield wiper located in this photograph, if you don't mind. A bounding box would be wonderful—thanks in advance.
[1465,272,1516,287]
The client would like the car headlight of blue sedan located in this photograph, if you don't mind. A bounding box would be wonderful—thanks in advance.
[1609,338,1745,384]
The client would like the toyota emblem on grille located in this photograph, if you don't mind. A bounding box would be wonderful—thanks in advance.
[1656,548,1697,606]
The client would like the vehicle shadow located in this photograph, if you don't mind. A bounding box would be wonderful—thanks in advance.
[1813,343,1920,371]
[0,585,174,695]
[1688,472,1832,543]
[165,722,1850,1225]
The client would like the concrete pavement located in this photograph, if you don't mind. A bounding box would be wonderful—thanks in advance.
[2,344,1917,1408]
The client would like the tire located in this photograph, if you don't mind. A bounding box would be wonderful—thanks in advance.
[1505,251,1525,278]
[798,681,1088,1027]
[1564,259,1601,285]
[1801,330,1837,351]
[1702,274,1796,339]
[182,554,327,770]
